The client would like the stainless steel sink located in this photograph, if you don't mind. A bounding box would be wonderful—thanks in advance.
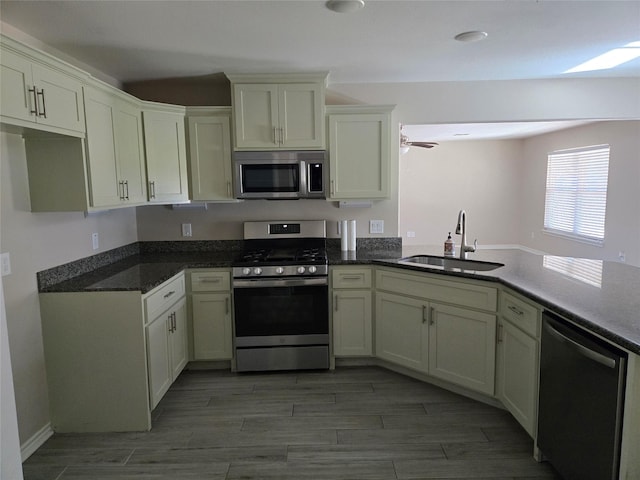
[398,255,504,272]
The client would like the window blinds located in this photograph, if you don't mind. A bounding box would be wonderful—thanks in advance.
[543,145,610,245]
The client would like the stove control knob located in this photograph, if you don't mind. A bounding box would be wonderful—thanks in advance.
[308,266,317,274]
[242,268,251,276]
[253,267,263,275]
[297,266,306,274]
[275,267,284,275]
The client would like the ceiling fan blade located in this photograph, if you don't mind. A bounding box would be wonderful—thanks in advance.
[409,142,439,149]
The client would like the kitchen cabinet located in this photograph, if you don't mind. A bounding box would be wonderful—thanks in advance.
[38,272,186,432]
[142,103,189,204]
[326,105,393,200]
[188,270,233,361]
[375,267,498,394]
[0,35,86,136]
[429,303,496,395]
[496,290,541,437]
[84,83,147,208]
[376,291,430,372]
[229,73,326,150]
[331,267,373,357]
[186,107,234,201]
[146,297,187,409]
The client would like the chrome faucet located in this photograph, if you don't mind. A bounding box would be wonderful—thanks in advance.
[455,210,477,259]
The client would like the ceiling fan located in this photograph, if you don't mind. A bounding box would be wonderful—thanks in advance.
[400,125,438,152]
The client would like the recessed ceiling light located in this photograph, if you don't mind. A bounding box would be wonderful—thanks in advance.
[454,31,488,43]
[565,41,640,73]
[326,0,365,14]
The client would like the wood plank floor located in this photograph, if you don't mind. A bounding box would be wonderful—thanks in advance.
[23,366,562,480]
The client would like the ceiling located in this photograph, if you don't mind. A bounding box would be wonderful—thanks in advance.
[1,1,637,142]
[1,0,639,85]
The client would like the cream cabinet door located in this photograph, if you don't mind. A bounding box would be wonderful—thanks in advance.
[279,83,324,149]
[328,112,390,199]
[187,115,233,200]
[333,290,372,356]
[144,109,189,203]
[169,298,188,380]
[146,311,172,409]
[191,293,233,360]
[114,99,147,204]
[375,292,429,373]
[496,318,539,437]
[233,83,279,149]
[31,62,85,134]
[428,303,497,395]
[0,47,33,123]
[84,87,121,207]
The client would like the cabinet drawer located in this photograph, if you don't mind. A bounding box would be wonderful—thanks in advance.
[145,273,185,321]
[500,290,540,338]
[332,268,372,289]
[191,270,230,292]
[376,268,497,312]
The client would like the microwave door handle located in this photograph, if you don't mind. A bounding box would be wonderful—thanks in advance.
[300,160,309,197]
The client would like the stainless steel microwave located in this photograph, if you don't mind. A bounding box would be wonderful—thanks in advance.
[233,151,327,199]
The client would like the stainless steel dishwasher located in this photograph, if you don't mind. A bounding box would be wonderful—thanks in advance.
[538,311,627,480]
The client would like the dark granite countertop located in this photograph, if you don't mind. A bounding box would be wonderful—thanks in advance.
[39,241,640,355]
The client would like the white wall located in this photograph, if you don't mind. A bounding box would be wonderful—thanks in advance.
[399,139,524,248]
[0,132,138,450]
[519,121,640,266]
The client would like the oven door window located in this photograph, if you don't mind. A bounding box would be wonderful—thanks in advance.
[234,285,328,337]
[241,164,299,193]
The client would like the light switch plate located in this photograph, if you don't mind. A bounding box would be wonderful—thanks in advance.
[370,220,384,234]
[182,223,193,237]
[1,252,11,276]
[91,233,99,250]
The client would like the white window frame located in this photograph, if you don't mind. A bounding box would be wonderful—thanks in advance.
[543,144,610,246]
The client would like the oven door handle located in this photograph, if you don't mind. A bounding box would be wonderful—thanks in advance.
[233,277,327,288]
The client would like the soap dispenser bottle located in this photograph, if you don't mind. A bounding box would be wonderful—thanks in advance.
[444,232,455,257]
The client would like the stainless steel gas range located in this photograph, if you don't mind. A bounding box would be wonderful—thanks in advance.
[232,220,329,372]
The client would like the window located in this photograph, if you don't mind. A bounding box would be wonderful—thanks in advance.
[543,145,610,245]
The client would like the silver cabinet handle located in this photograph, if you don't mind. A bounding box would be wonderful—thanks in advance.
[28,87,38,116]
[118,181,124,200]
[124,180,129,200]
[330,180,335,196]
[279,127,285,145]
[149,181,156,199]
[225,297,230,315]
[507,305,524,316]
[429,307,435,326]
[163,290,175,299]
[422,305,427,323]
[168,312,174,333]
[497,323,504,343]
[334,294,339,312]
[37,88,47,118]
[226,181,231,197]
[273,127,278,144]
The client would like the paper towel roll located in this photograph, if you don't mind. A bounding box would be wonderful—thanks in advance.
[340,220,348,251]
[348,220,356,251]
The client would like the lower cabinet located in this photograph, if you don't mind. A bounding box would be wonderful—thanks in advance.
[188,269,233,361]
[331,267,373,357]
[375,291,429,372]
[374,267,498,395]
[146,297,187,409]
[496,290,541,437]
[429,303,496,395]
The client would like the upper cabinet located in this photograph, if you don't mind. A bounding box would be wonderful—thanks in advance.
[142,103,189,204]
[0,35,86,137]
[84,83,147,208]
[228,73,327,150]
[326,105,393,200]
[185,107,234,201]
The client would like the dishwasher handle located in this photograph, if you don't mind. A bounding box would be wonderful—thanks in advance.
[543,320,616,369]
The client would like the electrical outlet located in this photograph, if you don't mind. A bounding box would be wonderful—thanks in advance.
[91,233,99,250]
[1,252,11,276]
[182,223,193,237]
[619,251,626,262]
[407,231,416,238]
[370,220,384,234]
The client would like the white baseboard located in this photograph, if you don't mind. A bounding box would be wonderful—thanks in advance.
[21,422,53,462]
